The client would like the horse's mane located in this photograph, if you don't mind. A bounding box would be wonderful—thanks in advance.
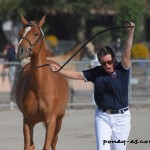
[29,21,38,25]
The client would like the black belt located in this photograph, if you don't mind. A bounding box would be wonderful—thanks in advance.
[98,107,129,114]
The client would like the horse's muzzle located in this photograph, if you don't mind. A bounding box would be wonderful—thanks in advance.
[16,46,30,60]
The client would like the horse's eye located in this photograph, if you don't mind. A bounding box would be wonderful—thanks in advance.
[34,33,39,36]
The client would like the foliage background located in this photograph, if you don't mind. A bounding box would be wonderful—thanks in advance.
[0,0,150,54]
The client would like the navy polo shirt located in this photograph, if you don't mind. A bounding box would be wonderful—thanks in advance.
[82,62,130,110]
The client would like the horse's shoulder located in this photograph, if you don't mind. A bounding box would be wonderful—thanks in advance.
[18,63,31,81]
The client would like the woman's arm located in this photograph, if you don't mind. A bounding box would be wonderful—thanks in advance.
[50,64,84,80]
[121,22,135,69]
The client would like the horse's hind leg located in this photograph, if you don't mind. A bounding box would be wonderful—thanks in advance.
[51,115,64,150]
[23,121,35,150]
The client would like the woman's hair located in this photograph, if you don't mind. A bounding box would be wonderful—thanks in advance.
[96,46,116,62]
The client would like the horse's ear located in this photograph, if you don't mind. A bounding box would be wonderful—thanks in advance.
[21,15,29,25]
[39,14,46,28]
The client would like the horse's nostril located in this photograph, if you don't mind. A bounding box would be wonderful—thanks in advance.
[21,48,24,53]
[19,47,25,55]
[17,47,26,59]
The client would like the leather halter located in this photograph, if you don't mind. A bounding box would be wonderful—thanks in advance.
[19,24,43,59]
[19,24,51,69]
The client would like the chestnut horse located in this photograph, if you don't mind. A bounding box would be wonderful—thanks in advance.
[47,41,95,69]
[15,15,69,150]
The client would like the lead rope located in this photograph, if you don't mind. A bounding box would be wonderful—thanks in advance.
[55,25,133,72]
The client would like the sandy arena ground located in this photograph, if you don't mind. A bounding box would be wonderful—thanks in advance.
[0,107,150,150]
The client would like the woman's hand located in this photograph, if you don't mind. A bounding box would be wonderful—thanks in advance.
[50,64,61,72]
[125,21,135,33]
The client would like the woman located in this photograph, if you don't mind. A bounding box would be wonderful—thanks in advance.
[50,22,135,150]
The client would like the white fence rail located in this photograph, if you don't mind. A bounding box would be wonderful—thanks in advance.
[0,60,150,109]
[129,60,150,104]
[0,60,94,109]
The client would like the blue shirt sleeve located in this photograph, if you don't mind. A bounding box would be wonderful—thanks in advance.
[82,66,102,83]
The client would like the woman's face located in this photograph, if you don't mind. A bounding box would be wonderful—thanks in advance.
[100,54,115,74]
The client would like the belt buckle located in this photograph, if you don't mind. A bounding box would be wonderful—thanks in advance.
[120,109,124,114]
[106,109,112,114]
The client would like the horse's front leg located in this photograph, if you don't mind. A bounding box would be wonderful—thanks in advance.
[23,120,35,150]
[51,115,64,150]
[43,116,56,150]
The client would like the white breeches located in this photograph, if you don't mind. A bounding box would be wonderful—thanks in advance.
[94,107,131,150]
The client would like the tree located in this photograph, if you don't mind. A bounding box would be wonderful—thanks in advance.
[15,0,146,43]
[0,0,147,47]
[18,0,93,42]
[0,0,21,52]
[115,0,145,43]
[0,0,21,20]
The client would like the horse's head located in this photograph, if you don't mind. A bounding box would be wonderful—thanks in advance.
[15,15,46,60]
[81,42,96,59]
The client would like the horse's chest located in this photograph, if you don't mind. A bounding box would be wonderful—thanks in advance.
[23,95,49,118]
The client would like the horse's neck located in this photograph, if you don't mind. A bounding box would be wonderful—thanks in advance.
[30,47,51,90]
[30,41,50,83]
[31,41,47,66]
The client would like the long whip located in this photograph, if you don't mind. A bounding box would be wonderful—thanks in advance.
[56,24,133,72]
